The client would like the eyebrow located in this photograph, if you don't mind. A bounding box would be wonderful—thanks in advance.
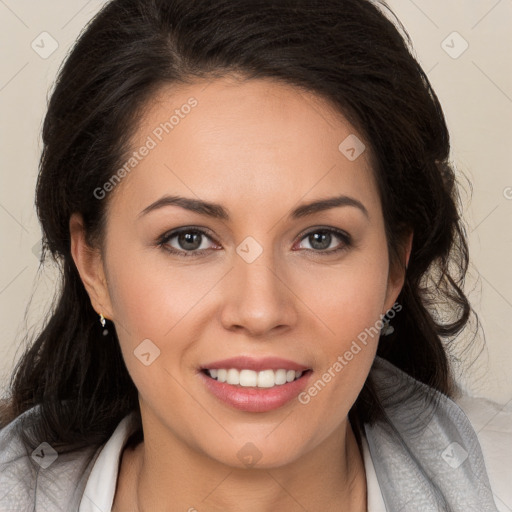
[138,194,369,221]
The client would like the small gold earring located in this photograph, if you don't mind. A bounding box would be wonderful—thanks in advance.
[99,313,109,336]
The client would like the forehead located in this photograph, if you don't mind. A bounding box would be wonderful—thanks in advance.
[108,76,379,220]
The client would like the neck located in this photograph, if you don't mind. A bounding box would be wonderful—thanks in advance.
[115,419,367,512]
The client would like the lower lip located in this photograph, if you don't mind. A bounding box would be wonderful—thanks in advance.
[199,371,312,412]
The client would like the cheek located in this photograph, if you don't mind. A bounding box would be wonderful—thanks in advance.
[104,251,206,406]
[306,248,390,345]
[295,240,390,420]
[106,243,215,337]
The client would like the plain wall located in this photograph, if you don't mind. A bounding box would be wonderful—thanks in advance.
[0,0,511,404]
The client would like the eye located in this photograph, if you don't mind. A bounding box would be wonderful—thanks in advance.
[294,228,351,254]
[158,227,219,257]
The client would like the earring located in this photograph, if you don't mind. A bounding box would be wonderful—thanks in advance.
[99,313,109,336]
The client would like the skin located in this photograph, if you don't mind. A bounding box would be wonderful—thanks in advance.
[70,75,412,511]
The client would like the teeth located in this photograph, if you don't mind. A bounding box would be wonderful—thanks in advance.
[258,370,275,388]
[240,369,257,387]
[275,369,287,385]
[227,369,239,385]
[206,368,304,388]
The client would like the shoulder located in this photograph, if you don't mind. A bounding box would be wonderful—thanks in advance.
[366,357,508,510]
[455,394,512,512]
[0,404,102,512]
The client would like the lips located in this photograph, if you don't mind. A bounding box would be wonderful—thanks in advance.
[198,356,313,412]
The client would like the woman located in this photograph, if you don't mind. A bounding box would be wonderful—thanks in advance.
[0,0,509,510]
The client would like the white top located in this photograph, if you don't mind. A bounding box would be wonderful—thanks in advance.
[78,417,386,512]
[79,414,134,512]
[362,434,387,511]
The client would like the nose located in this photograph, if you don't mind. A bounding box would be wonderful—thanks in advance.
[219,249,298,338]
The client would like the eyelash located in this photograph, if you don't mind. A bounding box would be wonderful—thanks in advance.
[157,226,352,258]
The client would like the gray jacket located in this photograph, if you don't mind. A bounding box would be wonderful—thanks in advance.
[0,357,503,511]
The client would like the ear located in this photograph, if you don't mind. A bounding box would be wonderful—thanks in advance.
[383,230,413,313]
[69,212,114,320]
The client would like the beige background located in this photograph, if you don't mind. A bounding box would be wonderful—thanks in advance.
[0,1,511,405]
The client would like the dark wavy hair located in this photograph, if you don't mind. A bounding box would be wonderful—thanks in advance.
[0,0,476,453]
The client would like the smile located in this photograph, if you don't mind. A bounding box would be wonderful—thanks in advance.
[199,367,313,412]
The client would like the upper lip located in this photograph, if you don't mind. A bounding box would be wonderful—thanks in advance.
[201,356,310,372]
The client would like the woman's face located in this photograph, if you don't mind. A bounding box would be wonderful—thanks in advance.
[83,76,407,468]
